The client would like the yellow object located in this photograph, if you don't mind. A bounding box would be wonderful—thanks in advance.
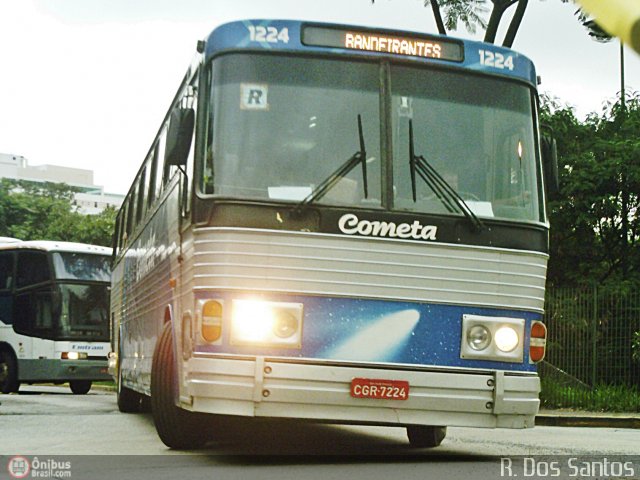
[576,0,640,53]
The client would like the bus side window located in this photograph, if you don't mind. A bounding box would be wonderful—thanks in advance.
[0,252,14,290]
[147,145,159,209]
[16,252,51,288]
[115,208,127,255]
[124,193,135,244]
[136,166,147,224]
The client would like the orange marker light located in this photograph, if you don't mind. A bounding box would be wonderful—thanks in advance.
[202,300,223,343]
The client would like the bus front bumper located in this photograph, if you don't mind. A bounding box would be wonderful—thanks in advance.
[19,359,111,383]
[183,355,540,429]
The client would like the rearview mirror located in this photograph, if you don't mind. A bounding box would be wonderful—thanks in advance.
[165,108,195,167]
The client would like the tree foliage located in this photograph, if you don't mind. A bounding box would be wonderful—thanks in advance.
[541,95,640,287]
[0,179,116,247]
[436,0,489,34]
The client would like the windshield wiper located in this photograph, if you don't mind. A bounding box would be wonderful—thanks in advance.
[295,114,368,212]
[409,120,484,232]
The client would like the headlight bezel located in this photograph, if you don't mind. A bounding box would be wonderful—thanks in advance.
[460,315,525,363]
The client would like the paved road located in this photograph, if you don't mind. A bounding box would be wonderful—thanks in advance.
[1,386,639,480]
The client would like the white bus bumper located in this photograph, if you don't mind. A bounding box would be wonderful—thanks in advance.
[184,355,540,429]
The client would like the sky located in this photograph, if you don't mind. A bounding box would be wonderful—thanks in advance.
[0,0,638,195]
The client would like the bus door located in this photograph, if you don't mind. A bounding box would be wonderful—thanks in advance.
[13,251,55,352]
[0,250,15,327]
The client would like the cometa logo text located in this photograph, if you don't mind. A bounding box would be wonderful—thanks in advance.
[338,213,437,241]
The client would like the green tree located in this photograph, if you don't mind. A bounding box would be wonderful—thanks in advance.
[371,0,529,46]
[541,95,640,286]
[0,179,116,247]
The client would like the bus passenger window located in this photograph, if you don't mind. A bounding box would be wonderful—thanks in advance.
[136,168,147,223]
[16,252,51,289]
[0,253,14,290]
[147,147,159,208]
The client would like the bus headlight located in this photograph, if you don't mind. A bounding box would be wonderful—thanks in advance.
[460,315,525,363]
[61,352,88,360]
[231,299,303,348]
[494,326,519,353]
[467,325,491,351]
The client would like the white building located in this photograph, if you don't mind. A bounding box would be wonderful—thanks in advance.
[0,153,124,214]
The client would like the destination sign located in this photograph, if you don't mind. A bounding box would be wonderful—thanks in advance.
[302,26,463,62]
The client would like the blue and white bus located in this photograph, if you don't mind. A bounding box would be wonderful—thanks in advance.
[111,19,554,449]
[0,241,112,395]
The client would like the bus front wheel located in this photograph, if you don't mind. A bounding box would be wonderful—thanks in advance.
[406,425,447,448]
[0,349,19,394]
[70,380,92,395]
[151,321,208,450]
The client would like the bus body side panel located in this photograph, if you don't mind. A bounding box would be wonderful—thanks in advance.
[113,179,182,396]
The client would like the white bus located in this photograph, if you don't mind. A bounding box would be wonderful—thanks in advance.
[112,19,555,449]
[0,241,112,394]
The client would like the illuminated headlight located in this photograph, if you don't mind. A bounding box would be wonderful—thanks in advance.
[231,299,303,348]
[494,326,519,352]
[467,325,491,351]
[460,315,525,363]
[61,352,88,360]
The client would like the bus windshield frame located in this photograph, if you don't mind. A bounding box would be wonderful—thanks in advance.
[200,52,545,225]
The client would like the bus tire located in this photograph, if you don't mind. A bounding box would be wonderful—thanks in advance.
[0,349,19,394]
[151,321,207,450]
[70,380,92,395]
[406,425,447,448]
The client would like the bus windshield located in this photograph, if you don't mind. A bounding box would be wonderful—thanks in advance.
[57,284,110,340]
[390,64,542,223]
[52,252,111,282]
[205,54,382,207]
[204,53,543,224]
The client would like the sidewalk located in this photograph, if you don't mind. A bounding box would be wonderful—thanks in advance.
[536,409,640,429]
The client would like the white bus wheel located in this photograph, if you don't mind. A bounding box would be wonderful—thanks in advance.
[151,321,207,450]
[70,380,92,395]
[0,350,19,394]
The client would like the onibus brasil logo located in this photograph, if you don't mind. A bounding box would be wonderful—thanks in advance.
[7,457,30,479]
[7,456,72,478]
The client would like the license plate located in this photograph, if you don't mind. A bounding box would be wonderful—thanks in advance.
[350,378,409,401]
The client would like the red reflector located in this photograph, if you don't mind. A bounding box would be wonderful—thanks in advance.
[530,346,545,362]
[531,322,547,338]
[529,321,547,363]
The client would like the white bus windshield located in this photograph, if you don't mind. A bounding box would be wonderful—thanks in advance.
[52,253,111,282]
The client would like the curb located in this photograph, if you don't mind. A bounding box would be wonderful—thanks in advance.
[536,415,640,429]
